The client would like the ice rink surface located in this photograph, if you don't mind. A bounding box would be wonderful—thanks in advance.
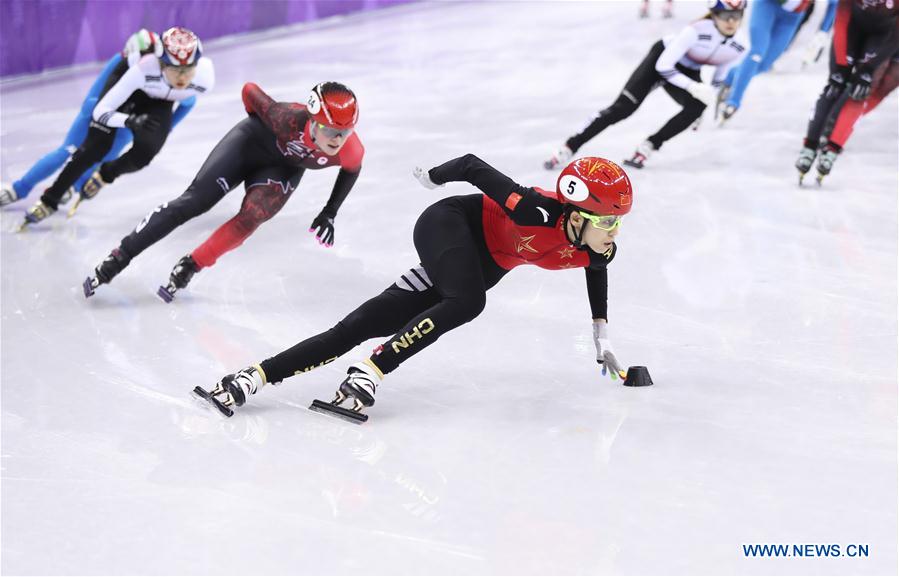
[1,1,897,575]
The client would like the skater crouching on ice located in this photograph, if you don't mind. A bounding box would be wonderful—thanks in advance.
[18,27,213,228]
[83,80,364,301]
[794,0,898,184]
[1,29,196,209]
[544,0,747,171]
[197,154,634,420]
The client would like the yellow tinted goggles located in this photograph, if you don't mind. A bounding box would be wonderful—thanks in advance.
[579,211,621,231]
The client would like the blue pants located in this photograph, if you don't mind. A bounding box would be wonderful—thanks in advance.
[725,0,804,108]
[12,55,134,199]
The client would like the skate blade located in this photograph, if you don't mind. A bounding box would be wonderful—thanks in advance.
[157,285,175,303]
[193,386,234,418]
[83,276,98,298]
[309,399,368,424]
[66,197,84,218]
[16,221,30,233]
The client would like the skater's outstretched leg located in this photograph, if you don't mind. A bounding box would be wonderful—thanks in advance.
[545,41,662,169]
[159,166,303,301]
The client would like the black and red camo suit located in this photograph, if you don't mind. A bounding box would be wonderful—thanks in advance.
[115,82,364,266]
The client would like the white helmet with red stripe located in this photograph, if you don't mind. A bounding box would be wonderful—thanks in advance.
[708,0,746,12]
[160,27,203,67]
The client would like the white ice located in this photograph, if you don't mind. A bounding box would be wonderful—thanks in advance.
[1,1,896,575]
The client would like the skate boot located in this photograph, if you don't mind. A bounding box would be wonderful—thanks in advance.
[69,170,107,217]
[639,2,649,18]
[714,85,731,121]
[662,1,673,18]
[310,361,383,424]
[815,146,839,185]
[83,247,131,298]
[0,183,19,207]
[623,140,655,169]
[718,104,738,125]
[193,365,267,418]
[543,145,572,170]
[59,186,74,206]
[795,147,817,184]
[81,169,107,199]
[17,200,56,232]
[157,254,201,303]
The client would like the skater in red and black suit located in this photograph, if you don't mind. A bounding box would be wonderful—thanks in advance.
[795,0,898,183]
[197,154,635,419]
[812,49,899,180]
[84,81,364,300]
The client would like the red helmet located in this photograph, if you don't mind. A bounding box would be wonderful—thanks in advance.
[161,27,202,67]
[306,82,358,129]
[556,157,633,216]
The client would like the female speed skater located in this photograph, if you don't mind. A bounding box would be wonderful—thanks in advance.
[83,80,364,301]
[795,0,898,184]
[716,0,810,122]
[803,50,899,183]
[0,29,196,208]
[193,153,635,420]
[544,0,747,171]
[18,27,214,229]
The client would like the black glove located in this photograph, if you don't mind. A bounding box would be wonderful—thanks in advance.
[824,68,849,98]
[309,211,335,247]
[847,71,873,101]
[125,113,161,133]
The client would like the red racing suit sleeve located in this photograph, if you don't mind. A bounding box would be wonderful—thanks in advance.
[241,82,306,148]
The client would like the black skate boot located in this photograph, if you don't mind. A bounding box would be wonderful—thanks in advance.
[815,146,839,185]
[83,247,131,298]
[310,361,382,424]
[157,255,201,303]
[193,365,267,418]
[795,147,817,185]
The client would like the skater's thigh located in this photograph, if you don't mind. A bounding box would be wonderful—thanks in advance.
[243,164,304,195]
[62,106,94,149]
[661,79,702,108]
[623,41,666,103]
[192,117,272,194]
[238,165,305,222]
[102,128,135,163]
[412,202,487,300]
[748,2,777,54]
[339,279,441,338]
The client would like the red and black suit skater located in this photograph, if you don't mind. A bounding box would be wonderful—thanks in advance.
[83,81,364,301]
[196,154,635,420]
[795,0,898,182]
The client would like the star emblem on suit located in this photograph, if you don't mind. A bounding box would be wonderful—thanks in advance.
[558,246,575,259]
[516,234,538,253]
